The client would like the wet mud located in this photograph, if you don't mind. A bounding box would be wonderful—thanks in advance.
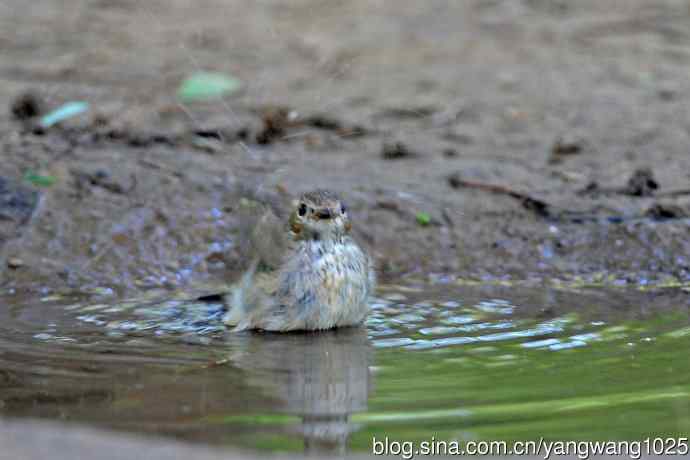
[0,1,689,293]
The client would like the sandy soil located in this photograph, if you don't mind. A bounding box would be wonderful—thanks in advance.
[0,0,689,294]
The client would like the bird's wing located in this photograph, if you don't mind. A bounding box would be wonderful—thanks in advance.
[249,210,289,270]
[223,260,283,327]
[252,271,281,296]
[232,202,290,273]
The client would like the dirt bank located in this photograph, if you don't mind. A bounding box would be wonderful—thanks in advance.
[0,0,689,295]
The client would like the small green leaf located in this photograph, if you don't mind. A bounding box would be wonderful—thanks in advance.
[177,72,242,102]
[24,170,57,187]
[40,101,89,128]
[416,212,431,226]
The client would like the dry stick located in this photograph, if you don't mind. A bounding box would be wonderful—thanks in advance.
[579,186,690,199]
[448,176,553,218]
[655,189,690,198]
[449,176,688,223]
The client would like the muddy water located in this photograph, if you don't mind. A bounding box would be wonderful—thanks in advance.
[0,283,689,454]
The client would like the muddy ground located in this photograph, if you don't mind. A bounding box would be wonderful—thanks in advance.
[0,0,689,295]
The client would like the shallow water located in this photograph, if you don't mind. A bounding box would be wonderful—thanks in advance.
[1,282,689,454]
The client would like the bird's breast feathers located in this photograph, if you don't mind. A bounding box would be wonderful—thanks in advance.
[289,239,372,327]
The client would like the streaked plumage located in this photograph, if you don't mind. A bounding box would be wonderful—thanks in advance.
[224,190,375,332]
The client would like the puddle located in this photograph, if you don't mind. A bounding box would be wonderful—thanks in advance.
[0,283,689,454]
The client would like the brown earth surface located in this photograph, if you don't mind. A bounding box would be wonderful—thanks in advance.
[1,0,689,295]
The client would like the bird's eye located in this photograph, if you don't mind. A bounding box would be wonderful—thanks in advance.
[298,203,307,216]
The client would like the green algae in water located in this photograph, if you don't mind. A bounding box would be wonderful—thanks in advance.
[348,327,690,448]
[200,314,690,453]
[9,285,690,454]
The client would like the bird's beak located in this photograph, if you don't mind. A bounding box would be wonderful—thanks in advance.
[316,209,333,219]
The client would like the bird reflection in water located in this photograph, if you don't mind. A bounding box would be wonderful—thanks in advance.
[227,327,372,455]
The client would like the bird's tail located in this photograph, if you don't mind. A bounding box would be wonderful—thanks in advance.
[223,259,259,326]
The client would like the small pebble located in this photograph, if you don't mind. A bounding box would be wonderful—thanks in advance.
[7,257,24,269]
[384,293,407,302]
[10,91,44,120]
[382,141,417,159]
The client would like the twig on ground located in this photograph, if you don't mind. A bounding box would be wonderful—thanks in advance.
[655,189,690,198]
[447,174,553,218]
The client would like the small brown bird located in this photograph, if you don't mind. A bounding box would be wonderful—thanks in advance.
[224,189,375,332]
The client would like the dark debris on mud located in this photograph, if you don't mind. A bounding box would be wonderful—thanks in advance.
[1,90,689,295]
[2,0,690,293]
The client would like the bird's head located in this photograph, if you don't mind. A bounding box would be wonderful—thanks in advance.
[289,189,351,241]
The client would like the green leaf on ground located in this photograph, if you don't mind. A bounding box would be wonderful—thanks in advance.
[24,171,57,187]
[39,101,89,128]
[416,212,431,226]
[177,72,242,102]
